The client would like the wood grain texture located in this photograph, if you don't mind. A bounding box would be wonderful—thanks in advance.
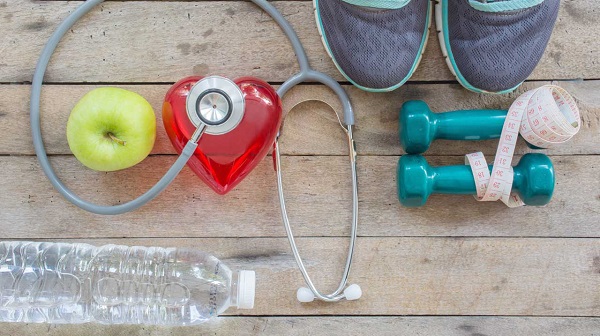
[1,81,599,156]
[0,1,597,83]
[1,0,599,331]
[2,316,600,336]
[1,155,599,238]
[0,237,597,316]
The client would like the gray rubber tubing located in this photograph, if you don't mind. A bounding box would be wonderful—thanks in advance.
[252,0,354,125]
[30,0,354,215]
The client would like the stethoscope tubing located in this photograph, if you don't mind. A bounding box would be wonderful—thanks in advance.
[274,125,358,302]
[30,0,196,215]
[30,0,358,302]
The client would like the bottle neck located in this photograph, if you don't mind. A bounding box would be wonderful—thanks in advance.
[229,271,240,308]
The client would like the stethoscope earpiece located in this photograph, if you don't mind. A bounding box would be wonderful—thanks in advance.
[343,284,362,301]
[296,284,362,303]
[296,287,315,303]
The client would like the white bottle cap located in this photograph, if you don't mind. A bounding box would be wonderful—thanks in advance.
[237,270,255,309]
[296,287,315,303]
[343,284,362,301]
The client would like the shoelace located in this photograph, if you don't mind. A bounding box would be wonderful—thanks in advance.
[469,0,545,12]
[340,0,410,10]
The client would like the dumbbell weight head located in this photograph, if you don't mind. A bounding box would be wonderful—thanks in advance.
[399,101,435,155]
[396,154,433,207]
[512,153,555,206]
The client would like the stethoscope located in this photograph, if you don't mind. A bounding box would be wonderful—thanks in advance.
[30,0,360,303]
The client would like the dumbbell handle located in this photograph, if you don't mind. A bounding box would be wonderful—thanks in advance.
[432,109,506,141]
[430,163,524,195]
[432,109,541,150]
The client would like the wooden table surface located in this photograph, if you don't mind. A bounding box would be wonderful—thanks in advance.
[1,0,599,335]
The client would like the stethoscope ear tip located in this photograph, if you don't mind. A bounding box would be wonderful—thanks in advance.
[343,284,362,301]
[296,284,362,303]
[296,287,316,303]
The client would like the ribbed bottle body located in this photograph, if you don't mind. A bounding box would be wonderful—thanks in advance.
[0,242,233,325]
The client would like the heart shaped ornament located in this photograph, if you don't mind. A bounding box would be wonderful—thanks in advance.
[163,76,282,194]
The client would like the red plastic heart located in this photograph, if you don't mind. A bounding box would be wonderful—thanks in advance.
[162,76,282,195]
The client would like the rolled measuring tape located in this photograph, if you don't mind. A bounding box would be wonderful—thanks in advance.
[466,85,581,207]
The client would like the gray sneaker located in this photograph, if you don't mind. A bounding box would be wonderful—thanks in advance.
[314,0,432,92]
[436,0,560,94]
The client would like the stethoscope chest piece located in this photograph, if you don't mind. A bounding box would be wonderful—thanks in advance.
[31,0,359,303]
[186,76,245,135]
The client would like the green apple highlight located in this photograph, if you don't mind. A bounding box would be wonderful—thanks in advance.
[67,87,156,171]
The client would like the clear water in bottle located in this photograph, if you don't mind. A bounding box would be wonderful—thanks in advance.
[0,241,255,325]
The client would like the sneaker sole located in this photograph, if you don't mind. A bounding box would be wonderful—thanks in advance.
[313,0,433,93]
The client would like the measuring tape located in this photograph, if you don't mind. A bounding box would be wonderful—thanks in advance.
[466,85,581,207]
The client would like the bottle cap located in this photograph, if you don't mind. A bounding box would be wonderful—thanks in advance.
[237,270,255,309]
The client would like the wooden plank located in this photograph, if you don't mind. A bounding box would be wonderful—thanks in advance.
[2,316,600,335]
[0,237,597,316]
[0,1,597,83]
[1,155,598,238]
[1,81,599,156]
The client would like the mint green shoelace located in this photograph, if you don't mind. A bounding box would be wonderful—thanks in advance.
[469,0,545,12]
[340,0,411,10]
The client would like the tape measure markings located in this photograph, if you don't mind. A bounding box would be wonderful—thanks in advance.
[466,85,581,208]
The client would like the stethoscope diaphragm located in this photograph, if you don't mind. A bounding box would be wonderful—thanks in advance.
[186,76,245,135]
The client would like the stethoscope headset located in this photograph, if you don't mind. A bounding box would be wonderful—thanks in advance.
[30,0,361,303]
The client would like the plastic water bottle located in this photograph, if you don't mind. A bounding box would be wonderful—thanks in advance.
[0,241,255,325]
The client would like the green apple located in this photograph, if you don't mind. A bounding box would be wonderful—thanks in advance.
[66,87,156,172]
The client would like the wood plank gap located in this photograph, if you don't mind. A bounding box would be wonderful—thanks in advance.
[3,153,599,157]
[5,236,600,240]
[215,314,600,318]
[6,79,594,86]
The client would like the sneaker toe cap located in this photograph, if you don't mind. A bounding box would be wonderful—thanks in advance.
[317,0,430,90]
[445,0,560,93]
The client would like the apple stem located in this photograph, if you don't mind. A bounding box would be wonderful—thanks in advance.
[107,132,126,146]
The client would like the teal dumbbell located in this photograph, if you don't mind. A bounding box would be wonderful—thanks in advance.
[397,153,555,207]
[399,100,512,154]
